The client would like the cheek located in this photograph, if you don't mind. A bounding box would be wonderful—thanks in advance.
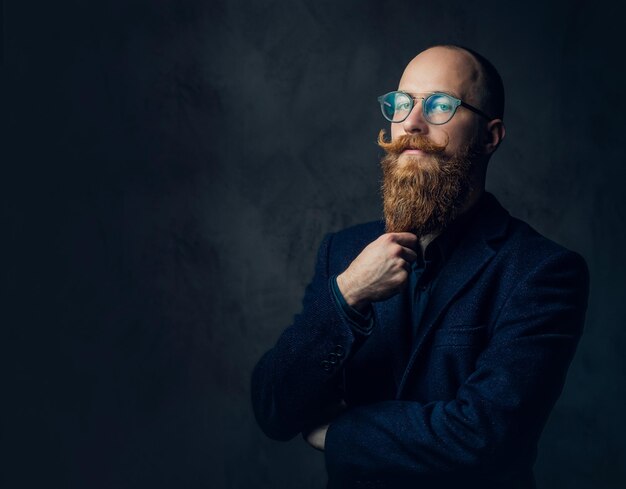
[439,125,474,155]
[390,124,403,140]
[427,128,454,153]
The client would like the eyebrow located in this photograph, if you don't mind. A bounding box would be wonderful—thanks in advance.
[403,89,463,100]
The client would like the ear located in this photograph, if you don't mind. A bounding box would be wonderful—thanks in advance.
[482,119,506,156]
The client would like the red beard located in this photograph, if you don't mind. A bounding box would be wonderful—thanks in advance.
[378,130,477,236]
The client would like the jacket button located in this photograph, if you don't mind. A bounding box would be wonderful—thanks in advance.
[333,345,345,357]
[320,359,332,371]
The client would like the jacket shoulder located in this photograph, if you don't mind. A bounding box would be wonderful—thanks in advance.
[332,219,385,243]
[500,214,589,282]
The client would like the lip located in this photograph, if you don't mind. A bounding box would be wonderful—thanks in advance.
[402,149,426,155]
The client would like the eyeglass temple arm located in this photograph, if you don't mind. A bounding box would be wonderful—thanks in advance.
[460,101,493,121]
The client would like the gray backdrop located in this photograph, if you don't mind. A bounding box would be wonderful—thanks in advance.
[6,0,626,488]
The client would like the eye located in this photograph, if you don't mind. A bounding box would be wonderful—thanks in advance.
[389,93,412,111]
[426,95,455,114]
[433,103,451,112]
[395,101,411,111]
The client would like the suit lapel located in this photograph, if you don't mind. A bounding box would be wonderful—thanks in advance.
[394,192,510,398]
[374,284,412,389]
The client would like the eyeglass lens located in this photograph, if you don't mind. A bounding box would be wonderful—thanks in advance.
[380,92,459,124]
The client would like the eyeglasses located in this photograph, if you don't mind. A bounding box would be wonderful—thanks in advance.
[377,91,492,125]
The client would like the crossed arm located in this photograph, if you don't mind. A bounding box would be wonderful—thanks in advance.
[251,232,589,481]
[324,250,588,481]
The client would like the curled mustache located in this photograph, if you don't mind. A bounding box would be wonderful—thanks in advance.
[377,129,449,156]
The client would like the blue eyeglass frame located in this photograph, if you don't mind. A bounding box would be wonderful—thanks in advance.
[377,90,493,125]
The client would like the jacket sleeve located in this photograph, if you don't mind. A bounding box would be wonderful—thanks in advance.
[324,249,590,481]
[250,232,370,441]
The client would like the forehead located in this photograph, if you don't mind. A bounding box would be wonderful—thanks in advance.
[398,48,480,102]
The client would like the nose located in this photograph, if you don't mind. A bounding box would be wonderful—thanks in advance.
[401,99,429,135]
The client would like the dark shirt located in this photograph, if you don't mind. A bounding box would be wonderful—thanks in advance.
[330,192,488,340]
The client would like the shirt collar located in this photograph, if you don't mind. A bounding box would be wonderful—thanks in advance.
[418,191,488,268]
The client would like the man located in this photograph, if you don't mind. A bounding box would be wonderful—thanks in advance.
[251,45,589,488]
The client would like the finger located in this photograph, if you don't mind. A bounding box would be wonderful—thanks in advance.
[398,246,418,263]
[388,232,419,249]
[305,425,329,451]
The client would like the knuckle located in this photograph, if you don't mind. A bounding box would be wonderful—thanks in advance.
[388,274,401,289]
[392,256,405,268]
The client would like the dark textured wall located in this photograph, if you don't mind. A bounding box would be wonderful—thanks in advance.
[6,1,626,488]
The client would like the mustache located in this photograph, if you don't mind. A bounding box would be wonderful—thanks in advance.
[377,129,448,156]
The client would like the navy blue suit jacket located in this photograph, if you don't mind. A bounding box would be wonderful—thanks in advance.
[251,192,589,488]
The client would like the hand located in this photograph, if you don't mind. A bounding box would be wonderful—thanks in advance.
[305,423,329,451]
[304,399,347,452]
[337,232,419,311]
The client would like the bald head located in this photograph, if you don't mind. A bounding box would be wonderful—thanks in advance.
[401,45,505,120]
